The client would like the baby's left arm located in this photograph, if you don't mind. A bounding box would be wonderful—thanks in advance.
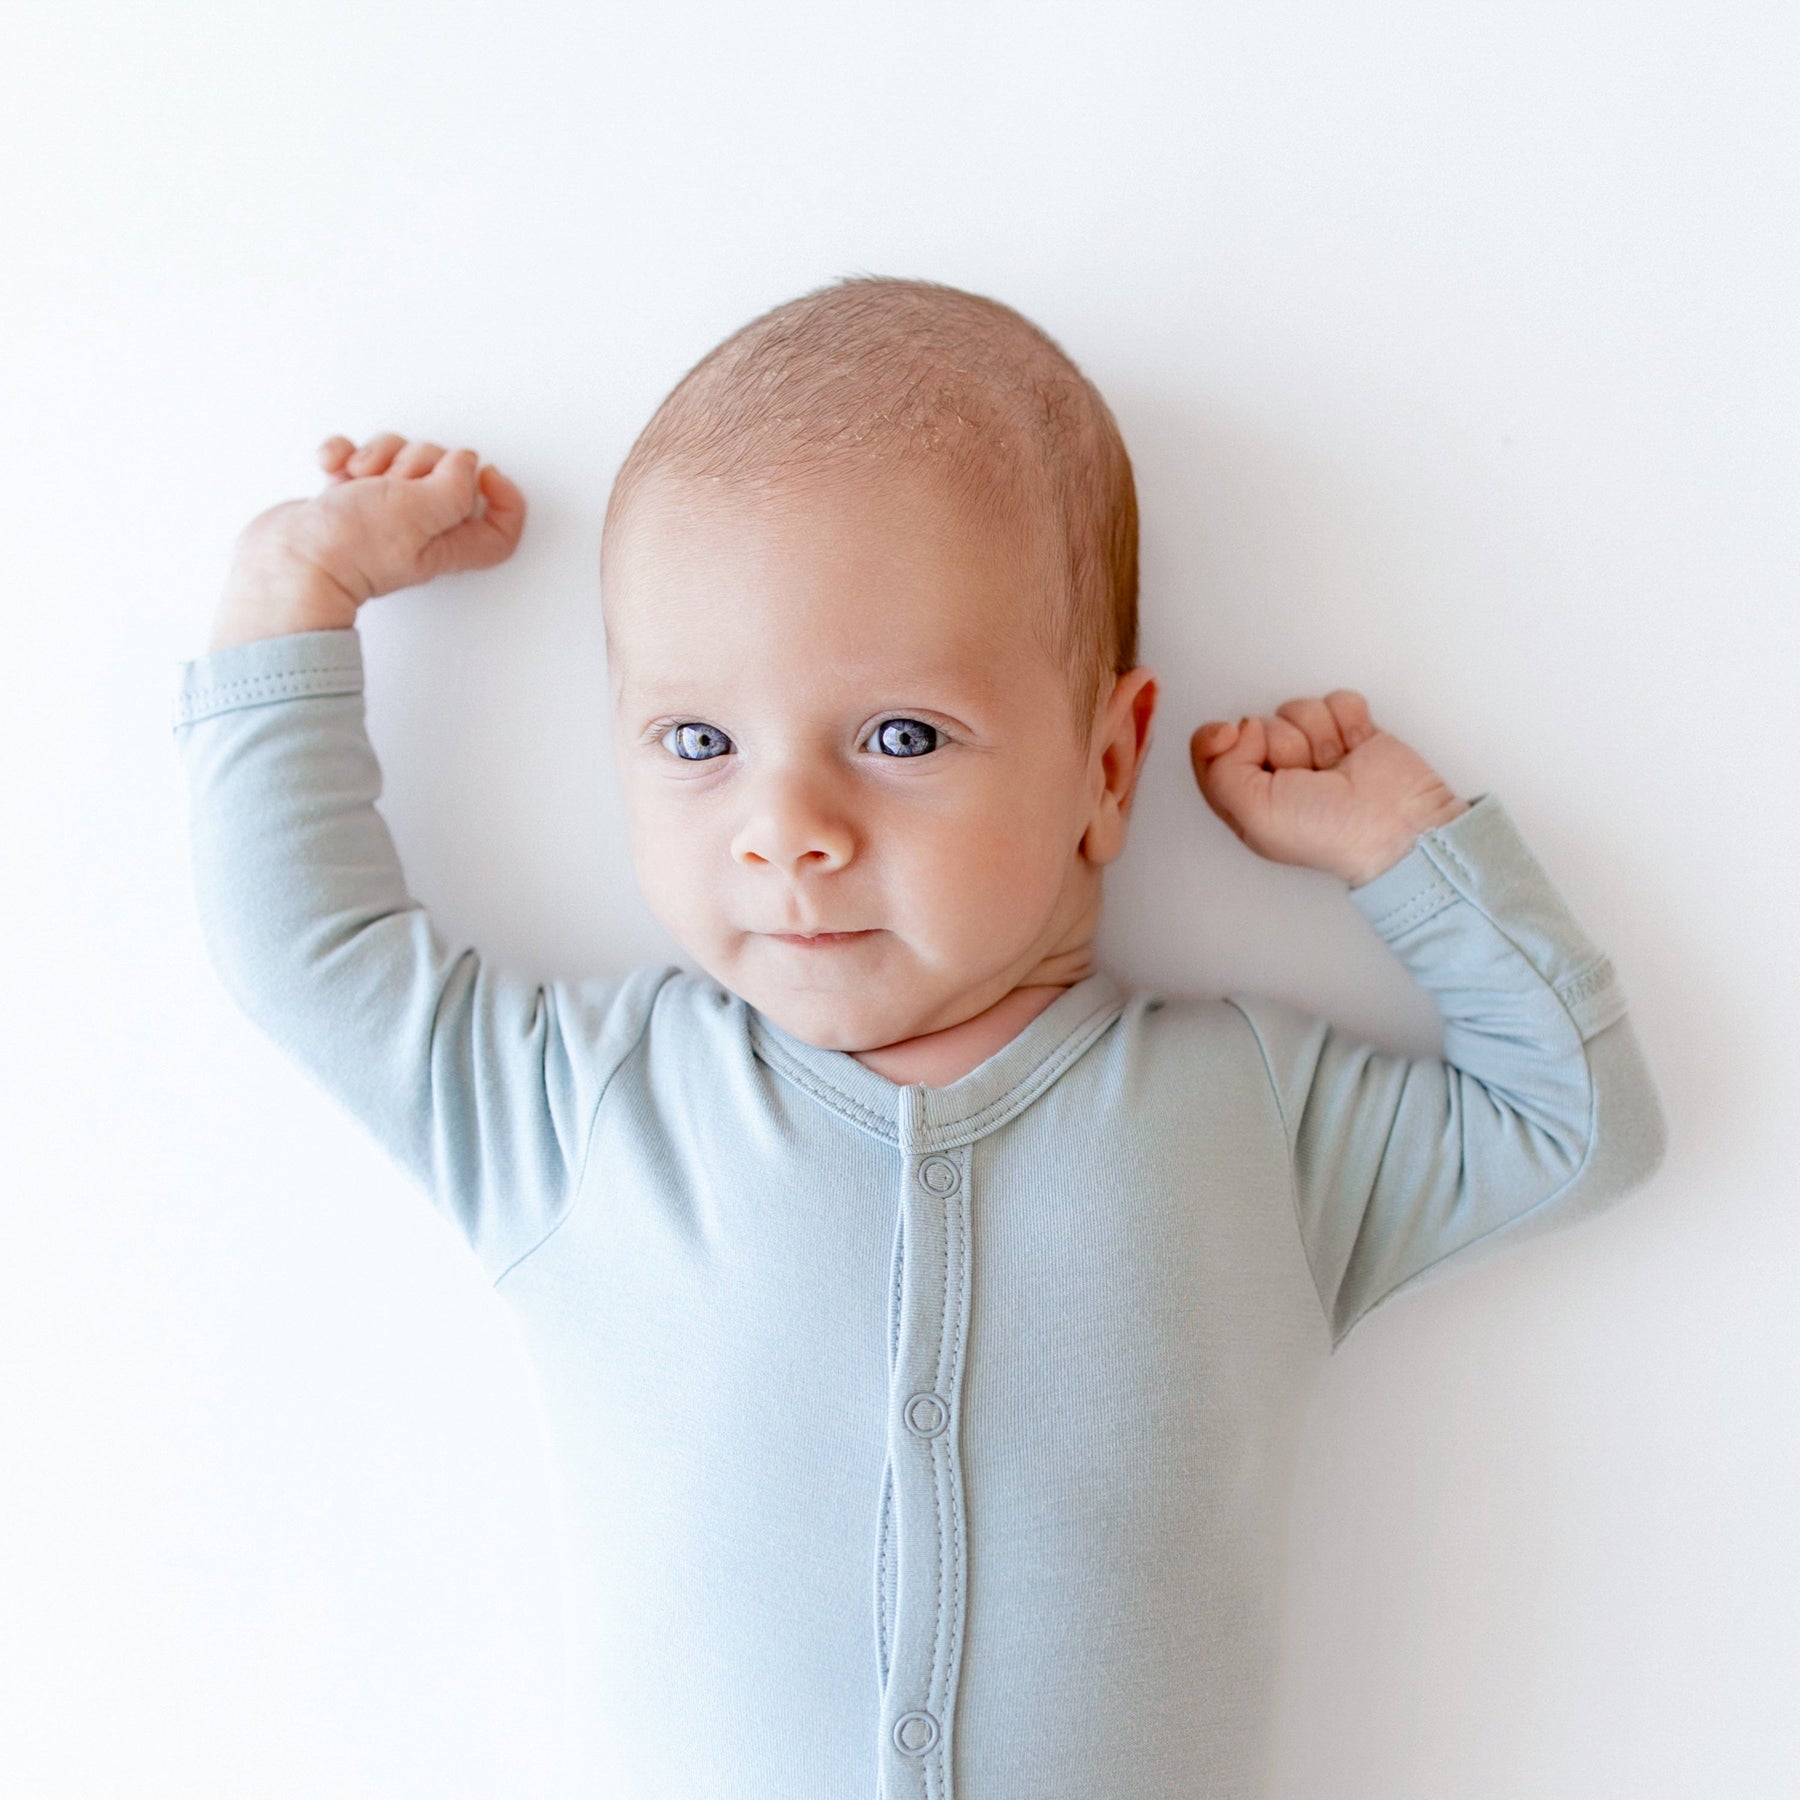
[1192,693,1669,1350]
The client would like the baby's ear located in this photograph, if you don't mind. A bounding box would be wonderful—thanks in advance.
[1082,669,1158,863]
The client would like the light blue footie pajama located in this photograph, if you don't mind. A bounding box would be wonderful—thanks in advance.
[172,626,1668,1799]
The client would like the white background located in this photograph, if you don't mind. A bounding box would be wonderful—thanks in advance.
[3,3,1795,1794]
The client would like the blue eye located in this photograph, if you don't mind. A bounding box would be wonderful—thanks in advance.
[871,718,940,758]
[662,722,732,761]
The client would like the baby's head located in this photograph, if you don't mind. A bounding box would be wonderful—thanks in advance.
[599,275,1157,1054]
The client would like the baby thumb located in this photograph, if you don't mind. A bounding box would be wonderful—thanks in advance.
[1195,716,1272,837]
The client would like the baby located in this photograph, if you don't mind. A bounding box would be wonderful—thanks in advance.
[174,276,1668,1799]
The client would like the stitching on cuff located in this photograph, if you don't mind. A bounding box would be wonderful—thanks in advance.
[1366,874,1458,939]
[173,666,363,723]
[182,668,361,700]
[186,662,362,694]
[1422,820,1625,1044]
[1426,830,1475,886]
[1556,957,1616,1009]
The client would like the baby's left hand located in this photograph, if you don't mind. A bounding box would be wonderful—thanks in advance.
[1189,691,1470,887]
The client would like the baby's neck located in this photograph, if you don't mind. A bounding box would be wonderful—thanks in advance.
[851,957,1089,1088]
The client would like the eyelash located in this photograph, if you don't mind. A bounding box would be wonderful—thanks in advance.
[656,718,944,762]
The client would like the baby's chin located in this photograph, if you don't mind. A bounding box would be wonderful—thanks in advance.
[719,934,946,1053]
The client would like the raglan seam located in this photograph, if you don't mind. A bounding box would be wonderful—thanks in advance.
[1222,996,1333,1330]
[489,968,674,1290]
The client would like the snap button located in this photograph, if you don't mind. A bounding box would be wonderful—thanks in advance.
[893,1708,939,1756]
[903,1391,948,1437]
[917,1155,960,1197]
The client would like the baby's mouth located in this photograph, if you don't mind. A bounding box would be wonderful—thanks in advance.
[763,929,879,949]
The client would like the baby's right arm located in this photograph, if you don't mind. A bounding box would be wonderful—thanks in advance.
[172,435,664,1282]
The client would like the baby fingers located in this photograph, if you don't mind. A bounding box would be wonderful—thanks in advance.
[344,432,408,476]
[1190,719,1239,759]
[1193,715,1282,764]
[1261,714,1314,769]
[390,439,449,478]
[1322,688,1378,750]
[1190,717,1273,836]
[411,454,527,576]
[1274,696,1348,767]
[321,433,479,488]
[1197,712,1315,778]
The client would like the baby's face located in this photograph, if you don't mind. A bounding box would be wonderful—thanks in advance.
[604,468,1118,1054]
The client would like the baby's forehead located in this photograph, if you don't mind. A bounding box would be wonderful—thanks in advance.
[608,514,1055,711]
[610,462,1041,620]
[611,586,1032,696]
[610,451,1026,553]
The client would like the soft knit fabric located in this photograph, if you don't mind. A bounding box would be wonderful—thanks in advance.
[171,626,1667,1799]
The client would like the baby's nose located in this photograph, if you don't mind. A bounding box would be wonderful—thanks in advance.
[729,778,856,874]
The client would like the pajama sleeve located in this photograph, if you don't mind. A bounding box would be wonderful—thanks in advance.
[1225,792,1668,1351]
[169,625,664,1284]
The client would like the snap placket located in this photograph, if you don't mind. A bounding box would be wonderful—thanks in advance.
[875,1096,972,1800]
[746,975,1131,1800]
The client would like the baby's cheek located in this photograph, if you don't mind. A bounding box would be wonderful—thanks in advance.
[632,823,718,941]
[921,814,1064,945]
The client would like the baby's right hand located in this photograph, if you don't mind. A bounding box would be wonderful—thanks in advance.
[209,434,527,651]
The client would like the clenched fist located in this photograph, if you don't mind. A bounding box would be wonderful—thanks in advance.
[209,433,528,652]
[1190,690,1469,888]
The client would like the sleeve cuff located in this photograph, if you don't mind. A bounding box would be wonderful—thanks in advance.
[1347,790,1630,1040]
[1343,794,1499,939]
[170,627,364,729]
